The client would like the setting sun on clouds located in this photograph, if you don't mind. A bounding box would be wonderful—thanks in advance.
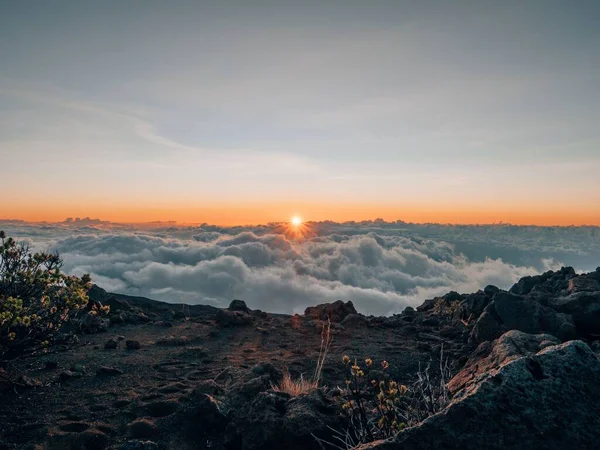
[291,216,303,226]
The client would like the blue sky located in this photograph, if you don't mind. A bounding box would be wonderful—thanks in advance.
[1,0,599,224]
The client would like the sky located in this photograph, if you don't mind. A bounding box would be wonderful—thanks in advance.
[1,0,600,225]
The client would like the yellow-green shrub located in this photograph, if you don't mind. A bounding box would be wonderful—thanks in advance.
[334,351,452,447]
[0,231,91,361]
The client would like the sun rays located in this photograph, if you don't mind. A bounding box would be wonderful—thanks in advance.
[272,216,315,240]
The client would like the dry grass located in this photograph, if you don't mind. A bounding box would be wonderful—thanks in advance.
[314,318,333,385]
[272,371,317,396]
[273,318,333,396]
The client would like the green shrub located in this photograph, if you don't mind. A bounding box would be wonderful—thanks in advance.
[0,231,91,361]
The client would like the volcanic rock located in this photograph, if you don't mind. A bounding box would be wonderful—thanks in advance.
[547,290,600,337]
[304,300,357,322]
[125,340,141,350]
[361,338,600,450]
[226,389,344,450]
[469,292,576,345]
[216,309,254,327]
[448,330,560,393]
[228,299,251,313]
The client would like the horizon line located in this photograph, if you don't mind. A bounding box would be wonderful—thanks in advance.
[1,217,600,229]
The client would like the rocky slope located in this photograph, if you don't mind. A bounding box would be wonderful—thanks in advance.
[1,267,599,450]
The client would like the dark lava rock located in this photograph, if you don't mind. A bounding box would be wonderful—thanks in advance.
[78,312,109,334]
[167,393,229,440]
[232,375,272,401]
[568,276,600,293]
[216,309,254,327]
[60,370,83,381]
[448,330,560,394]
[509,267,575,297]
[341,313,369,328]
[416,299,435,312]
[420,317,440,327]
[145,400,179,418]
[360,338,600,450]
[191,379,225,397]
[96,366,123,376]
[250,362,283,384]
[127,419,158,439]
[547,291,600,337]
[226,389,344,450]
[417,291,464,313]
[18,375,41,388]
[44,361,59,370]
[483,285,500,297]
[122,441,159,450]
[104,339,118,350]
[72,429,109,450]
[0,369,10,394]
[469,292,576,345]
[59,421,90,432]
[125,340,141,350]
[457,291,492,321]
[155,336,189,346]
[252,309,268,319]
[304,300,357,322]
[402,306,415,316]
[229,299,250,313]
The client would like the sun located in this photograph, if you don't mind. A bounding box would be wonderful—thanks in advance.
[277,215,313,240]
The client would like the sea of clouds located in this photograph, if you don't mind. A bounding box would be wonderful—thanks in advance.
[2,219,599,316]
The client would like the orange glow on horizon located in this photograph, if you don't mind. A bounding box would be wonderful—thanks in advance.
[2,200,600,227]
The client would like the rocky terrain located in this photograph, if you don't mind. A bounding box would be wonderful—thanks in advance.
[1,267,600,450]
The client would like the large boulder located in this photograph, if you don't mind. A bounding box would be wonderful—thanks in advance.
[359,338,600,450]
[456,290,492,322]
[161,392,229,442]
[547,291,600,337]
[304,300,357,322]
[509,267,576,297]
[229,299,251,313]
[469,292,576,345]
[417,291,464,313]
[216,309,254,327]
[78,312,109,334]
[225,389,344,450]
[448,330,560,394]
[568,276,600,294]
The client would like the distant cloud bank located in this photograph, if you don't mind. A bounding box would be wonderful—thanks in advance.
[2,219,599,315]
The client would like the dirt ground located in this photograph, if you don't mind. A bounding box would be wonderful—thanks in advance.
[0,301,464,450]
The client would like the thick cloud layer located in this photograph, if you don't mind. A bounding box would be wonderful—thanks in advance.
[2,220,599,315]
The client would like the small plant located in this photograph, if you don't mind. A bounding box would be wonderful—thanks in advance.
[273,318,332,396]
[314,318,333,386]
[325,347,452,448]
[336,357,408,445]
[406,346,452,422]
[0,231,92,361]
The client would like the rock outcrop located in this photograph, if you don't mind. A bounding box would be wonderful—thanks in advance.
[547,291,600,337]
[361,336,600,450]
[225,389,344,450]
[304,300,357,322]
[469,292,576,345]
[448,330,560,394]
